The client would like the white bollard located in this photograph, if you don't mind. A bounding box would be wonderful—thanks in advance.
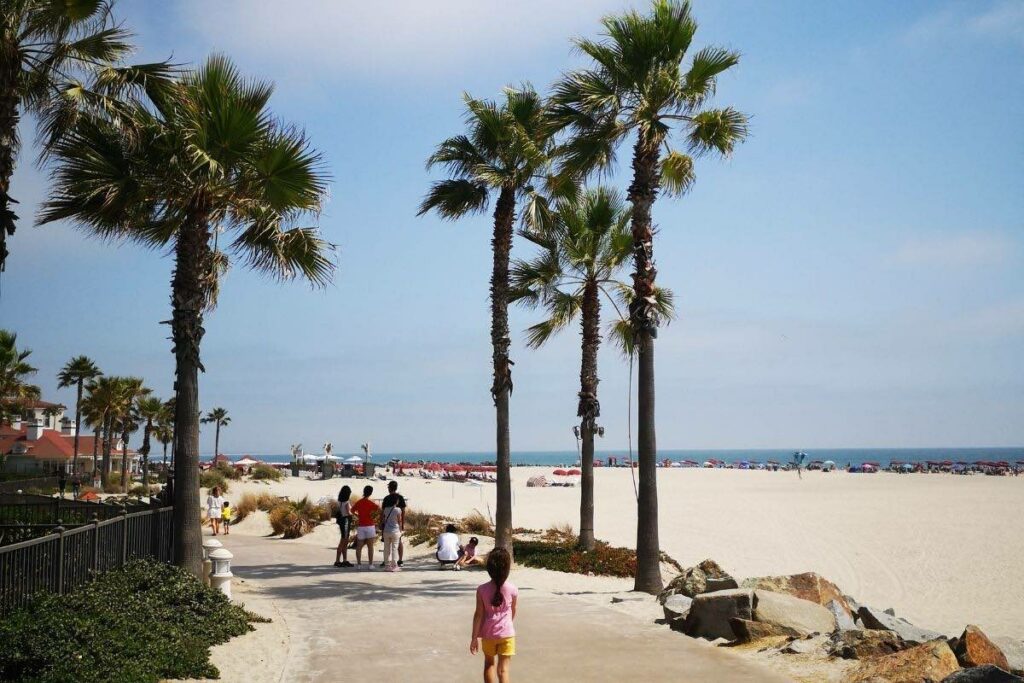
[202,538,222,587]
[208,547,234,599]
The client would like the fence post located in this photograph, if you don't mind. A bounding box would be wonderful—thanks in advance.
[121,508,129,566]
[150,508,160,560]
[91,514,100,573]
[54,523,65,595]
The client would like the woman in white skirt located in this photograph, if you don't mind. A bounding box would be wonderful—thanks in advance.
[206,486,225,535]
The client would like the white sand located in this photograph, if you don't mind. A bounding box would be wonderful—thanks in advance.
[220,466,1024,638]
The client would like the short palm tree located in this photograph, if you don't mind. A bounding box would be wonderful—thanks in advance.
[418,86,561,554]
[1,0,172,275]
[550,0,748,593]
[201,407,230,459]
[512,187,673,550]
[40,55,334,577]
[56,355,102,475]
[0,329,40,408]
[83,375,121,487]
[136,395,164,490]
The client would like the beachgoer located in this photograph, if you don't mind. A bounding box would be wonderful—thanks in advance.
[470,548,517,683]
[70,473,81,500]
[221,500,232,535]
[206,486,225,535]
[380,483,404,572]
[351,485,379,568]
[334,485,354,567]
[379,480,407,568]
[437,523,460,566]
[455,536,482,570]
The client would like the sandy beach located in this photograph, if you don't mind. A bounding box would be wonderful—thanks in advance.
[222,466,1024,639]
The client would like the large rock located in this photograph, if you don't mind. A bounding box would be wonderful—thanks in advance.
[829,629,908,660]
[992,638,1024,675]
[829,599,858,630]
[953,626,1010,670]
[941,666,1024,683]
[662,593,692,622]
[858,605,945,645]
[683,588,835,641]
[741,572,854,618]
[849,639,961,683]
[729,618,798,642]
[659,559,737,603]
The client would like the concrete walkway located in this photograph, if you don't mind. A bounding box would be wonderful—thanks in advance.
[209,534,792,683]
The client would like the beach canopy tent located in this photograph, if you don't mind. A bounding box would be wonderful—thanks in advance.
[300,454,319,464]
[235,456,260,467]
[344,455,364,464]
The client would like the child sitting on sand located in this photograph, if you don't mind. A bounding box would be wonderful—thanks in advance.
[470,548,517,683]
[221,500,232,535]
[455,536,482,570]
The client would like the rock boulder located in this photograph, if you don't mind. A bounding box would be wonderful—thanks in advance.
[729,618,798,642]
[858,605,945,645]
[741,572,854,619]
[829,599,859,630]
[683,588,835,641]
[941,666,1024,683]
[682,588,754,640]
[753,588,837,635]
[828,629,908,660]
[659,559,737,603]
[953,626,1010,670]
[992,638,1024,675]
[663,593,692,622]
[849,639,960,683]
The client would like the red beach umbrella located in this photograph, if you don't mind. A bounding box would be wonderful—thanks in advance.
[553,469,568,476]
[567,469,581,476]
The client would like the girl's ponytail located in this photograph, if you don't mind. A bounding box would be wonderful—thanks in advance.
[486,547,511,607]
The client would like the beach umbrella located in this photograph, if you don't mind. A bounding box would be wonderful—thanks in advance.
[235,456,260,467]
[344,455,364,464]
[553,468,568,476]
[301,454,318,464]
[567,468,581,476]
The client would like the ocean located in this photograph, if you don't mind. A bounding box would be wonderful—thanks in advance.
[206,447,1024,467]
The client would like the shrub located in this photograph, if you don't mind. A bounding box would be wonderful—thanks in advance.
[129,483,148,496]
[462,509,494,535]
[199,469,229,493]
[215,462,242,480]
[250,463,283,481]
[0,560,266,682]
[234,491,281,522]
[514,539,637,578]
[268,496,324,538]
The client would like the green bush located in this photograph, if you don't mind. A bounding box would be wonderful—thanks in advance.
[215,462,242,481]
[514,539,638,578]
[199,469,229,493]
[0,560,266,682]
[250,463,283,481]
[268,496,325,538]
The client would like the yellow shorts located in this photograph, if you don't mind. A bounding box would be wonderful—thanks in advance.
[482,637,516,657]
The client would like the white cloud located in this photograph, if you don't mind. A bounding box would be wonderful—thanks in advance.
[902,0,1024,47]
[969,0,1024,44]
[888,232,1016,268]
[176,0,630,82]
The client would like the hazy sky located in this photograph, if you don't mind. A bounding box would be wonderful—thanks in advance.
[2,0,1021,455]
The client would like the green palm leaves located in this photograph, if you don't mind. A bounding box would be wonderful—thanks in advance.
[0,329,40,404]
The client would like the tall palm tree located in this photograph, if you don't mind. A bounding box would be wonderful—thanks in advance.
[201,406,230,459]
[0,328,40,407]
[83,375,120,488]
[111,377,149,492]
[1,0,172,275]
[512,187,673,550]
[40,55,334,577]
[418,86,560,554]
[136,395,164,488]
[56,355,101,475]
[551,0,748,593]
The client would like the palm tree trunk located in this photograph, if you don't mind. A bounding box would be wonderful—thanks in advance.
[171,218,211,578]
[577,279,601,551]
[627,135,663,593]
[72,382,83,476]
[162,441,168,470]
[490,185,516,555]
[101,415,112,489]
[141,421,152,496]
[92,427,100,484]
[214,422,220,459]
[121,433,129,493]
[0,58,19,276]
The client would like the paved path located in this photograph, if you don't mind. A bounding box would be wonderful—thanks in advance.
[213,534,792,683]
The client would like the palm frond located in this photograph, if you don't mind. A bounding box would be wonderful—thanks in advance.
[417,179,489,219]
[659,149,696,196]
[687,107,749,157]
[524,290,581,348]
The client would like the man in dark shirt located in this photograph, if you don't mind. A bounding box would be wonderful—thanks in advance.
[379,480,407,567]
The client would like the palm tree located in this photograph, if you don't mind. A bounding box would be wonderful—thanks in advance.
[56,355,102,475]
[201,407,230,460]
[40,55,334,577]
[550,0,748,593]
[83,375,120,488]
[108,377,149,492]
[1,0,172,275]
[135,395,163,492]
[0,329,40,407]
[512,187,673,550]
[418,86,561,554]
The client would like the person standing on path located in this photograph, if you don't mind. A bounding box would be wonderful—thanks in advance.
[470,548,517,683]
[351,485,379,568]
[206,486,225,535]
[334,485,354,567]
[379,480,407,568]
[380,482,404,572]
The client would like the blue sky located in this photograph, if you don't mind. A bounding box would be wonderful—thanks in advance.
[2,0,1021,455]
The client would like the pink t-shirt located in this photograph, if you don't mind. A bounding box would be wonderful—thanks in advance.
[476,580,518,640]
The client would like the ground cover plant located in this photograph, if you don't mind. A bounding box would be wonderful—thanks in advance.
[250,463,283,481]
[0,560,266,682]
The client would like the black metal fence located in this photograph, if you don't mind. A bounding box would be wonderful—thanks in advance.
[0,492,126,526]
[0,506,175,615]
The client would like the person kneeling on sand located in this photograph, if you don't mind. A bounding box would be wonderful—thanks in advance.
[351,485,379,568]
[455,536,482,570]
[437,523,460,567]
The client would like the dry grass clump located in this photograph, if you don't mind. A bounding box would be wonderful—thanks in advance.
[250,463,283,481]
[403,508,452,547]
[462,509,494,535]
[268,496,326,538]
[233,491,281,523]
[543,523,577,543]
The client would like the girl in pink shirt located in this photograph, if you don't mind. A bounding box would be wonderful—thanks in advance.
[470,548,517,682]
